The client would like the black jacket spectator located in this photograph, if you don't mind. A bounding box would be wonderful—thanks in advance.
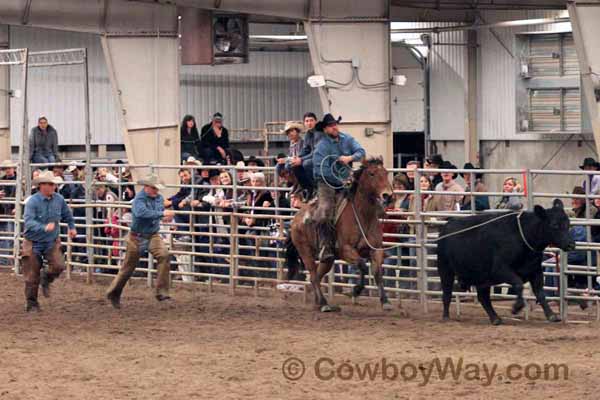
[180,115,201,160]
[200,117,229,163]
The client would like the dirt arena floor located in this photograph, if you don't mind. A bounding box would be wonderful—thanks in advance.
[1,271,599,400]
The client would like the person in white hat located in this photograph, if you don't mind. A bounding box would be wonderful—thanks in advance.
[105,173,174,308]
[22,170,77,311]
[277,121,314,198]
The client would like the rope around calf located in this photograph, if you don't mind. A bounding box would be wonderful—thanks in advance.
[351,205,532,252]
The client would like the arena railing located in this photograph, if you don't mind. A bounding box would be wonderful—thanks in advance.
[4,161,600,322]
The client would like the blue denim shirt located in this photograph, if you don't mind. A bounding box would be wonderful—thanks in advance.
[312,132,366,187]
[130,190,165,235]
[24,191,75,243]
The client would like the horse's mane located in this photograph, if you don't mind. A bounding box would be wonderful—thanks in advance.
[347,156,384,198]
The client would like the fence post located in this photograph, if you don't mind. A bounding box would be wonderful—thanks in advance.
[13,162,24,276]
[414,168,426,313]
[230,165,239,294]
[525,169,533,211]
[559,250,568,322]
[84,158,93,284]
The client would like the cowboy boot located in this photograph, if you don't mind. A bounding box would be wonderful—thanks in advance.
[25,283,40,312]
[318,224,336,264]
[40,268,50,298]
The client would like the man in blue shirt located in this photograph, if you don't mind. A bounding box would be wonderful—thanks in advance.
[22,170,76,311]
[106,173,174,308]
[312,113,366,263]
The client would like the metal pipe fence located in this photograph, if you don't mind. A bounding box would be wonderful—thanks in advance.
[2,162,600,322]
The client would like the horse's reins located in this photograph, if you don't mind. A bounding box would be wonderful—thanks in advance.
[351,203,536,252]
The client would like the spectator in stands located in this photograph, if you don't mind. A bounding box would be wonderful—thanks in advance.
[164,168,193,233]
[297,112,322,198]
[165,168,194,281]
[431,161,464,211]
[460,162,490,211]
[30,169,42,195]
[200,112,229,164]
[180,115,201,162]
[580,157,600,195]
[591,190,600,242]
[495,176,523,210]
[246,155,265,172]
[382,174,411,288]
[424,154,443,188]
[405,160,420,190]
[277,121,312,196]
[52,164,72,199]
[93,184,118,272]
[569,186,587,219]
[565,186,596,309]
[0,160,17,266]
[66,163,87,264]
[30,116,60,164]
[122,185,136,202]
[239,172,274,278]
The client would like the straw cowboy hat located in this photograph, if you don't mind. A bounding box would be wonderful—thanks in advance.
[0,159,16,169]
[66,160,82,172]
[138,173,165,190]
[32,170,63,185]
[281,121,304,134]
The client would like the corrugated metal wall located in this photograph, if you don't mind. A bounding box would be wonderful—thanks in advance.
[180,53,321,130]
[9,26,321,146]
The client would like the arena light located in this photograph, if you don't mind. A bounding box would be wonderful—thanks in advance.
[392,74,407,86]
[307,74,326,88]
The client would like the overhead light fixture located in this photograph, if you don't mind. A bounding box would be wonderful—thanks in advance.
[307,75,326,88]
[392,75,407,86]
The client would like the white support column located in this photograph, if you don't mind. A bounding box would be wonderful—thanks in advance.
[568,1,600,155]
[305,0,392,165]
[100,3,179,188]
[465,29,479,165]
[0,26,9,161]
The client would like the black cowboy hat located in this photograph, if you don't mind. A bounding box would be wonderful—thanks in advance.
[440,160,458,179]
[460,162,483,180]
[580,157,599,169]
[426,154,444,166]
[315,113,342,131]
[246,155,265,167]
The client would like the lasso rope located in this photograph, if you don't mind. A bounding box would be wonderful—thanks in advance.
[319,154,352,190]
[351,202,534,252]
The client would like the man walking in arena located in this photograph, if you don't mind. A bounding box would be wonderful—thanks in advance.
[106,173,174,308]
[22,170,77,311]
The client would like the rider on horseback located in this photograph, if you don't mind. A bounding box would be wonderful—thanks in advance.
[312,114,366,263]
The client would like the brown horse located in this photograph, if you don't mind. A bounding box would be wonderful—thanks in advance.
[288,157,394,312]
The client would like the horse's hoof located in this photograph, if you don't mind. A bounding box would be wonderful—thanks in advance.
[491,318,503,326]
[156,294,172,302]
[382,302,393,311]
[512,301,525,315]
[442,315,450,322]
[320,305,341,313]
[107,293,121,309]
[548,314,561,323]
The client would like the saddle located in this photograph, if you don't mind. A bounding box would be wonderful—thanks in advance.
[304,192,348,226]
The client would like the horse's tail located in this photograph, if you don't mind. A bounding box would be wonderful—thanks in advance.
[285,236,303,281]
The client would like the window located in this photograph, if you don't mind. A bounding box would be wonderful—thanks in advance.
[517,32,583,133]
